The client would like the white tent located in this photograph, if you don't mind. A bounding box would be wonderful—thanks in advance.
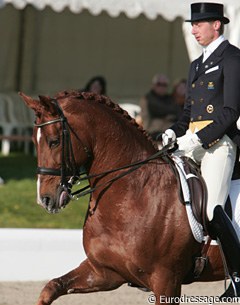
[0,0,239,99]
[0,0,239,97]
[0,0,239,21]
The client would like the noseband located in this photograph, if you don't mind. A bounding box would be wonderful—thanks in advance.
[35,99,92,193]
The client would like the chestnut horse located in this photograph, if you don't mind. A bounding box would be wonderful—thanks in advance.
[20,90,225,305]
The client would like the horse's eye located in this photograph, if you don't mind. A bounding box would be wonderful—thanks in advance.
[48,139,60,149]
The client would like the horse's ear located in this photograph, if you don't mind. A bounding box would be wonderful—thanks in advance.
[39,95,58,115]
[19,92,39,112]
[19,92,58,116]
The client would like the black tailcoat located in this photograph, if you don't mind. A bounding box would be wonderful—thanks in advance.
[171,40,240,149]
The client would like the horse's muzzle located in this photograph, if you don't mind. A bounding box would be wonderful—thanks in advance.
[40,185,71,214]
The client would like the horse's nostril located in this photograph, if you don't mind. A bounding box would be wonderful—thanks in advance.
[41,196,51,208]
[40,196,57,213]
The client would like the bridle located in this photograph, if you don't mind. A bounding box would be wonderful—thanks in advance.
[35,99,176,201]
[35,99,92,194]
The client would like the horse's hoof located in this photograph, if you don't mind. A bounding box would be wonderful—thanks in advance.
[127,282,150,292]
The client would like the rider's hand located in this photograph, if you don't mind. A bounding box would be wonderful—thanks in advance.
[177,133,202,153]
[162,129,176,147]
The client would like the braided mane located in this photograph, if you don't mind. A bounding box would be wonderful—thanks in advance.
[54,89,157,150]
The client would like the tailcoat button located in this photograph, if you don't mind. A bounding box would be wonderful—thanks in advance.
[206,105,214,113]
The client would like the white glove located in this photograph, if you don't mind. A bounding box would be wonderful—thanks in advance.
[236,116,240,130]
[162,129,176,147]
[177,133,202,153]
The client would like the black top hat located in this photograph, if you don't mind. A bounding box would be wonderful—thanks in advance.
[185,2,230,24]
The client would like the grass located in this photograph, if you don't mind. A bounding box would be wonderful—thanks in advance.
[0,153,89,228]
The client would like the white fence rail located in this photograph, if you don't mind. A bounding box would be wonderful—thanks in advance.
[0,228,86,281]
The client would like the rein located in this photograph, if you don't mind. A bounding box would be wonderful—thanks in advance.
[35,99,174,200]
[70,145,172,199]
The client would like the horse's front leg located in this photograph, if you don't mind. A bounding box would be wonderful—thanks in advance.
[150,269,182,305]
[36,258,125,305]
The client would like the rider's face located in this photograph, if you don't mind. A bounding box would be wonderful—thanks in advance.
[191,20,221,47]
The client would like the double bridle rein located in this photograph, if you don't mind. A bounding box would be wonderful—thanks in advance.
[35,99,173,201]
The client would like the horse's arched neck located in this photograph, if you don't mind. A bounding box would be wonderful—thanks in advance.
[83,102,156,174]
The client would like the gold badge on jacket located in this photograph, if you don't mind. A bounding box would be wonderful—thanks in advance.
[208,82,215,90]
[206,105,214,113]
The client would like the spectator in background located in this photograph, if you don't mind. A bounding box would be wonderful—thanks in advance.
[172,78,187,119]
[140,73,178,140]
[82,76,107,95]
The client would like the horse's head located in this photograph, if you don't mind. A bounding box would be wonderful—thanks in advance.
[19,92,92,213]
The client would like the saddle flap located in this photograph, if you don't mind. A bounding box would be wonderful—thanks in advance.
[172,156,208,233]
[182,157,208,227]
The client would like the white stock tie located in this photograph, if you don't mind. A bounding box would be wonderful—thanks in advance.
[202,48,210,63]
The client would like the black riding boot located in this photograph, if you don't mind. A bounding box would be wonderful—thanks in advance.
[209,205,240,297]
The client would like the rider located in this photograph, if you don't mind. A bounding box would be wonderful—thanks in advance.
[162,2,240,296]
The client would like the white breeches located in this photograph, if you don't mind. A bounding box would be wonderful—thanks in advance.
[175,130,237,221]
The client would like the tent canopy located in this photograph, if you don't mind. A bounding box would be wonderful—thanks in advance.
[2,1,240,62]
[1,0,240,20]
[0,4,190,99]
[0,0,239,98]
